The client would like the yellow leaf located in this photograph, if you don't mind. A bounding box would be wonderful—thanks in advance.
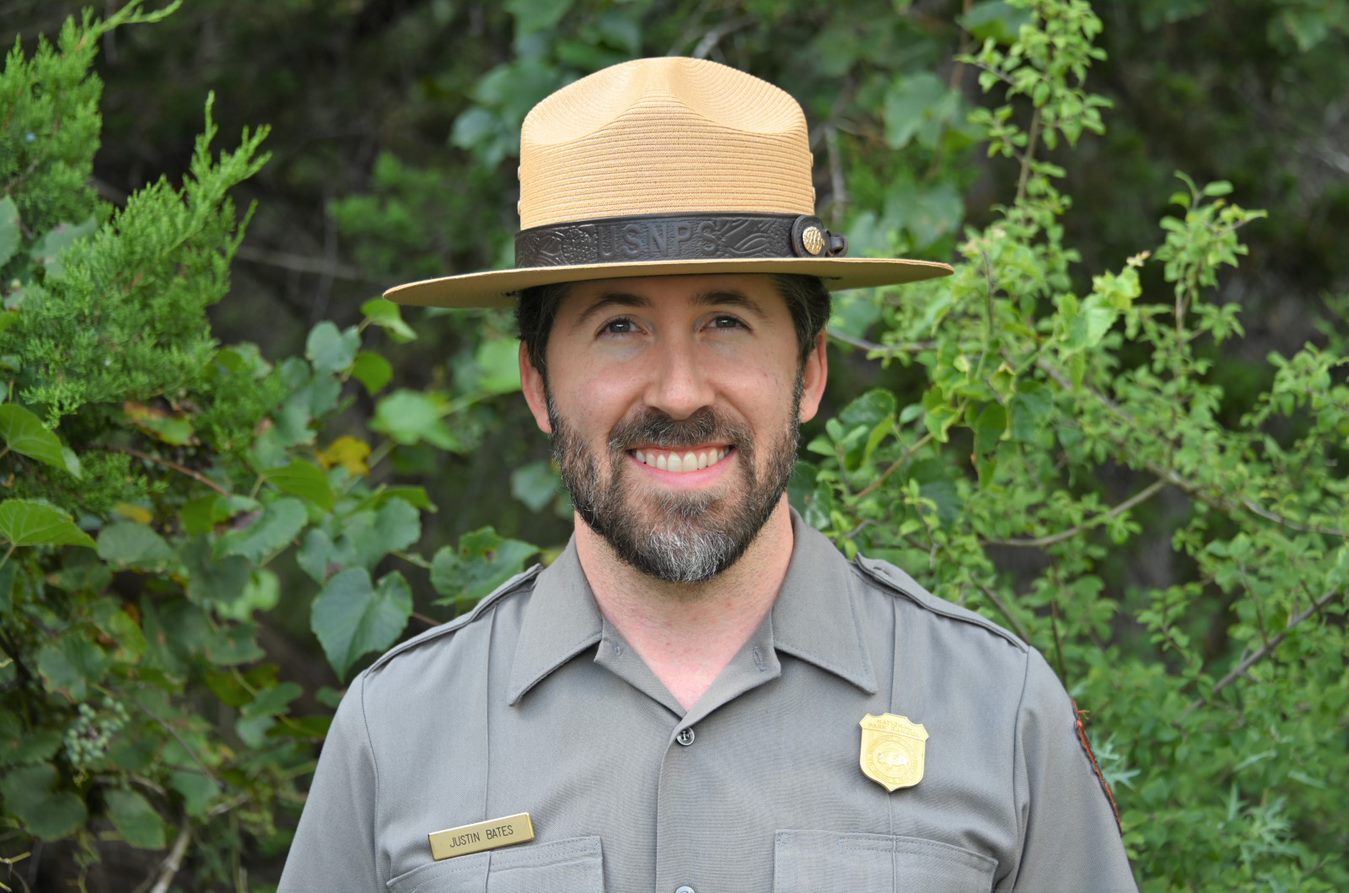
[114,503,154,524]
[319,436,371,476]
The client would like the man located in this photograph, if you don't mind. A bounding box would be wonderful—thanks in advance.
[280,57,1136,892]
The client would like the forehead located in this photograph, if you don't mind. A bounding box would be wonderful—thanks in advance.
[554,273,786,322]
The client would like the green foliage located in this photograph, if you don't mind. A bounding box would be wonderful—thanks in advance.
[0,6,539,888]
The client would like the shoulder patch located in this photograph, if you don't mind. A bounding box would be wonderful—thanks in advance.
[852,555,1027,651]
[366,563,544,673]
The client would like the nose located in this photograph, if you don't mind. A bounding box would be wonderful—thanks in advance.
[642,334,714,420]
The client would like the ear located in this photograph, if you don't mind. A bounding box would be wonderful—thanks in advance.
[798,330,829,424]
[519,343,553,434]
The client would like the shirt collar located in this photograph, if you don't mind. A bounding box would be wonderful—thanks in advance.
[507,508,877,705]
[770,508,878,694]
[506,539,604,705]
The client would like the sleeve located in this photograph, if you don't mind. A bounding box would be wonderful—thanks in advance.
[1004,649,1138,893]
[278,672,382,892]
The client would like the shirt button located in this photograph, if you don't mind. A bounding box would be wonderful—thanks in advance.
[675,727,695,746]
[675,886,695,893]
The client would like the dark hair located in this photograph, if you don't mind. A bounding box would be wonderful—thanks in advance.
[515,274,832,377]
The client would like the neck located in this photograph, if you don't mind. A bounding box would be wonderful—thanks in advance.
[575,498,795,711]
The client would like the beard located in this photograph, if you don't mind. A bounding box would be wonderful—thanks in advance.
[547,376,803,584]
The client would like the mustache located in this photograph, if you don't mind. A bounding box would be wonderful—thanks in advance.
[608,407,751,452]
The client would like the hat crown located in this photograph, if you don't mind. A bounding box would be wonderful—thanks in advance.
[518,57,815,230]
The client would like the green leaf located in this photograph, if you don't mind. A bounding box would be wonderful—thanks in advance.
[0,404,82,477]
[972,403,1008,455]
[360,297,417,342]
[0,763,87,840]
[505,0,573,34]
[474,338,522,395]
[351,351,393,395]
[431,527,538,605]
[97,521,175,567]
[170,769,220,818]
[0,711,62,768]
[960,0,1033,43]
[218,497,307,562]
[0,499,95,548]
[237,681,302,747]
[0,195,19,267]
[311,568,412,677]
[36,634,109,700]
[264,461,335,512]
[371,390,458,450]
[510,460,561,512]
[305,321,360,374]
[181,538,250,605]
[883,73,949,150]
[105,788,167,850]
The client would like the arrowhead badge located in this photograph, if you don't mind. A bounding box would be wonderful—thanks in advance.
[859,713,928,792]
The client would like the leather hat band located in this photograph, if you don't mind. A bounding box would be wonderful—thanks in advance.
[514,212,848,268]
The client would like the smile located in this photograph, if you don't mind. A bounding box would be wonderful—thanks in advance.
[631,446,732,473]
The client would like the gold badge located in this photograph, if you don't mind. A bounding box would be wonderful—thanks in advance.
[801,225,826,256]
[428,813,535,861]
[859,713,928,792]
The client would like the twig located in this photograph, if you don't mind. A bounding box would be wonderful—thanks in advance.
[111,446,232,497]
[147,818,191,893]
[990,479,1167,548]
[853,432,935,501]
[824,126,847,217]
[1189,588,1343,712]
[410,611,440,628]
[1015,107,1042,207]
[234,244,371,282]
[828,331,936,356]
[977,583,1032,643]
[690,18,754,58]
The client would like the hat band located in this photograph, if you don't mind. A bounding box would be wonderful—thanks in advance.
[515,212,848,268]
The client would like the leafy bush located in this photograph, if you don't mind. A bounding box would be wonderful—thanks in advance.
[0,5,537,889]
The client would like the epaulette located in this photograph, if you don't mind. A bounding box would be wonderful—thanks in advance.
[852,555,1027,651]
[366,563,544,673]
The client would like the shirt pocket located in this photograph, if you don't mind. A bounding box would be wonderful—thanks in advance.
[387,836,604,893]
[773,830,996,893]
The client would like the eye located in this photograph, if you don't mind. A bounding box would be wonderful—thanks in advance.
[598,317,638,336]
[708,314,748,331]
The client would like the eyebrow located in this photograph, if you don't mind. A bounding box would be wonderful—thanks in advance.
[569,288,770,331]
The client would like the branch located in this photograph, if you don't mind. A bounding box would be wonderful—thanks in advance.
[828,331,936,356]
[111,446,233,497]
[1015,107,1042,207]
[1035,359,1348,539]
[989,479,1167,548]
[147,817,191,893]
[978,583,1032,644]
[690,18,754,58]
[853,432,935,501]
[824,126,848,217]
[234,244,372,282]
[1188,587,1343,712]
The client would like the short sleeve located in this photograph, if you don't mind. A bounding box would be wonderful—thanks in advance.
[1005,650,1138,892]
[279,672,382,892]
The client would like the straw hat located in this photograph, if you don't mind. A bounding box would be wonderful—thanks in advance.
[385,56,952,308]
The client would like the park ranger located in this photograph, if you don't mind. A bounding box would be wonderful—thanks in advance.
[279,57,1136,892]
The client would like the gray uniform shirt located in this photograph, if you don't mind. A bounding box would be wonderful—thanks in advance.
[280,513,1136,892]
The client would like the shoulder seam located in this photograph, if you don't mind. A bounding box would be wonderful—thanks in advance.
[366,563,543,673]
[852,557,1027,651]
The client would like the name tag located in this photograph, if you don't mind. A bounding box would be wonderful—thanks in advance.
[428,813,535,860]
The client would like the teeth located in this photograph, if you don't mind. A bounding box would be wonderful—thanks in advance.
[633,448,729,473]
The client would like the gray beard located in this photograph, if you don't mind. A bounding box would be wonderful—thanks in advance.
[547,378,802,584]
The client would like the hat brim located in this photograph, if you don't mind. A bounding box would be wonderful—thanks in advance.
[384,256,953,308]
